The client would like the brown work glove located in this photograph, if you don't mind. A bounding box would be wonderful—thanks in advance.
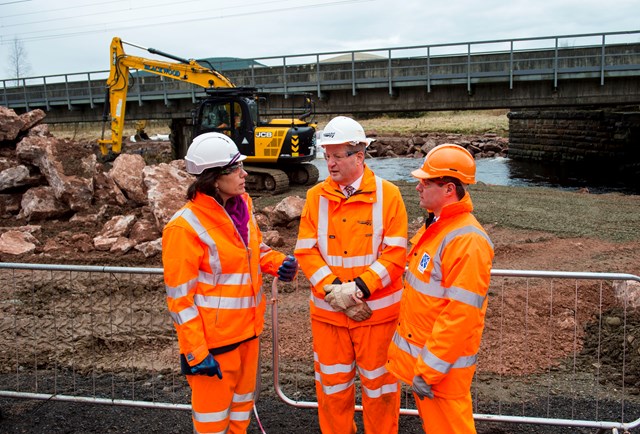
[323,281,361,311]
[343,299,372,321]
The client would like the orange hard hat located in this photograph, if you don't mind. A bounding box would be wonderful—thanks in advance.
[411,144,476,184]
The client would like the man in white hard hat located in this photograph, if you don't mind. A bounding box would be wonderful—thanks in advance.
[295,116,408,433]
[162,132,298,434]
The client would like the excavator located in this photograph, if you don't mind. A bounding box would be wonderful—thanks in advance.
[98,36,319,193]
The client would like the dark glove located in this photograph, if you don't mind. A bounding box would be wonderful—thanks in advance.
[277,255,298,282]
[190,354,222,379]
[412,374,433,400]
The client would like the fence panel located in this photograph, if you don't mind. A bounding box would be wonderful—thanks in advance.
[1,263,639,432]
[271,270,640,432]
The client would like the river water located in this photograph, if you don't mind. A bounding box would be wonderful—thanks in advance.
[311,156,639,195]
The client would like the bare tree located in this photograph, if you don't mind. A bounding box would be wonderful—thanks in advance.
[6,37,32,84]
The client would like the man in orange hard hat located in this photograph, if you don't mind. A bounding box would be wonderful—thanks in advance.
[386,144,494,433]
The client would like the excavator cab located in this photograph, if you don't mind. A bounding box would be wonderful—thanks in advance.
[192,88,319,193]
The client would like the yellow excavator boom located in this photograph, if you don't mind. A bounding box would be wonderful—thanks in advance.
[98,36,234,155]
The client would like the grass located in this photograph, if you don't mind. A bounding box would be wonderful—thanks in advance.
[352,110,509,137]
[264,181,640,244]
[50,110,510,141]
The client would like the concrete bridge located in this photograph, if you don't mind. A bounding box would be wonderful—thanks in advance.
[2,30,640,171]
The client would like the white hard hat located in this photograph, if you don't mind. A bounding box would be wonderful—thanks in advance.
[185,132,247,175]
[319,116,374,147]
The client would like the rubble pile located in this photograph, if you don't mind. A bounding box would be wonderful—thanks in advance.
[0,106,304,259]
[365,131,508,159]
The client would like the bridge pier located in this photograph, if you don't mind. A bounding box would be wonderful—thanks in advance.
[508,107,640,184]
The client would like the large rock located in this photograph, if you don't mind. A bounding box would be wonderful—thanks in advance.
[0,230,38,255]
[99,214,136,238]
[20,186,69,221]
[93,166,128,206]
[143,160,194,229]
[0,165,41,191]
[0,107,22,142]
[16,136,95,211]
[269,196,305,226]
[19,109,46,133]
[108,154,148,205]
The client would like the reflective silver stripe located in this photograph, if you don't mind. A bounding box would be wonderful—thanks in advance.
[311,293,335,311]
[259,242,272,258]
[447,285,486,308]
[420,347,477,374]
[194,427,227,434]
[369,260,391,288]
[392,331,421,358]
[317,196,329,257]
[406,270,485,308]
[444,225,494,250]
[315,372,355,395]
[362,381,398,398]
[309,265,332,286]
[216,273,251,285]
[295,238,317,250]
[366,289,403,310]
[314,352,356,374]
[193,407,229,423]
[406,271,446,298]
[198,270,216,286]
[371,176,384,258]
[343,254,376,268]
[179,208,222,279]
[233,392,254,403]
[383,236,407,248]
[357,364,388,380]
[229,410,251,421]
[322,254,376,268]
[170,305,199,325]
[195,294,256,309]
[165,276,197,299]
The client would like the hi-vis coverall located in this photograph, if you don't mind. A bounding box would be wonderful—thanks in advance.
[163,191,285,434]
[386,193,494,434]
[295,165,408,434]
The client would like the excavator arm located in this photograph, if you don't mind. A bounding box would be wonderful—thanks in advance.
[98,36,235,155]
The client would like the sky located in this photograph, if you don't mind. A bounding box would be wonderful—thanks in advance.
[0,0,639,79]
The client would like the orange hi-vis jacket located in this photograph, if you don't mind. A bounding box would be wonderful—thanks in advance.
[295,166,408,327]
[386,193,494,399]
[162,192,285,367]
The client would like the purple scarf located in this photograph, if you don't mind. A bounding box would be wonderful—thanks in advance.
[225,196,249,245]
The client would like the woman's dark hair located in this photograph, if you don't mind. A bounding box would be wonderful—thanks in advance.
[186,168,223,203]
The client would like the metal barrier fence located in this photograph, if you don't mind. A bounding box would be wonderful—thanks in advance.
[1,263,639,432]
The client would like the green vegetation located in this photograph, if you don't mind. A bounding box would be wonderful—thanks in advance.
[354,110,509,137]
[262,182,640,244]
[395,182,640,243]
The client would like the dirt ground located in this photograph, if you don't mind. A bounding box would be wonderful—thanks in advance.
[1,138,640,433]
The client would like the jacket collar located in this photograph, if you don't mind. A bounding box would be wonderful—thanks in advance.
[321,165,376,201]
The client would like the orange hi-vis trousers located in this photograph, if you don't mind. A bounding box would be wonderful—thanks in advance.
[312,319,400,434]
[187,338,259,434]
[414,390,476,434]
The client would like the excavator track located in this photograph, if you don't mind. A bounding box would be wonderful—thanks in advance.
[285,162,320,186]
[244,166,290,195]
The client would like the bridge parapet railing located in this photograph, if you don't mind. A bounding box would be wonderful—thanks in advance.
[2,30,639,111]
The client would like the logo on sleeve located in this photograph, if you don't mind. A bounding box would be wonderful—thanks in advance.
[417,252,431,274]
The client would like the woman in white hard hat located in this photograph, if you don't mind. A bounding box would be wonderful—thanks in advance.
[162,132,298,434]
